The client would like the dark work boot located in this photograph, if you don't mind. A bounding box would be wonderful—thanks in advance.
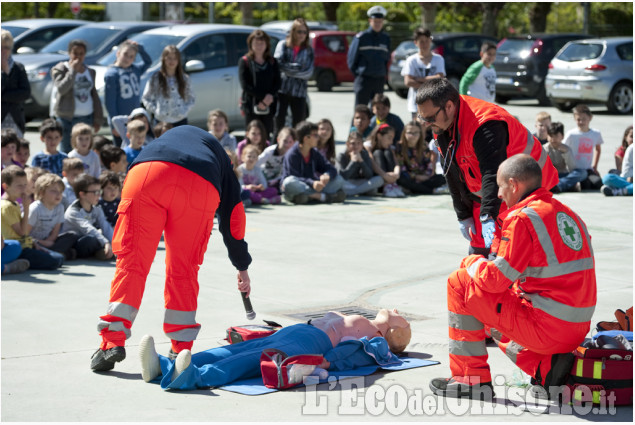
[429,377,495,400]
[90,346,126,371]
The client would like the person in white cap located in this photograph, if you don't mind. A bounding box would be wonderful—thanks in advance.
[347,5,391,109]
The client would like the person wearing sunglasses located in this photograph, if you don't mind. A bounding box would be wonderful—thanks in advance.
[273,18,314,140]
[415,78,559,256]
[347,5,391,109]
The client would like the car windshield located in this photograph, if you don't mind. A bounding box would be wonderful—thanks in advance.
[3,25,29,38]
[396,41,416,55]
[497,39,534,59]
[557,43,604,62]
[41,27,120,55]
[97,33,185,67]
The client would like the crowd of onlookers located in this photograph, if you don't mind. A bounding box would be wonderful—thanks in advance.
[1,11,632,276]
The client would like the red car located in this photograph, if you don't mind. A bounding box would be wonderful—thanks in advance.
[310,30,356,91]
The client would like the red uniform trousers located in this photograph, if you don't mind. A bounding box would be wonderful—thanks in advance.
[447,260,586,385]
[98,161,220,353]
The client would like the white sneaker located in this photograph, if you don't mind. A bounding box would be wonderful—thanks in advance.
[172,349,192,382]
[393,185,406,198]
[383,184,398,198]
[139,335,161,383]
[433,184,450,194]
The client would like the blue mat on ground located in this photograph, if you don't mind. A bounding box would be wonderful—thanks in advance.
[218,356,439,395]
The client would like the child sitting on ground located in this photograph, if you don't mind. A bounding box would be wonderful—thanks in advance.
[316,118,336,165]
[64,173,113,260]
[395,121,446,194]
[533,111,551,145]
[337,131,384,197]
[258,126,296,191]
[68,123,101,178]
[28,173,79,260]
[22,166,47,209]
[100,145,128,178]
[13,138,30,168]
[564,104,604,189]
[601,124,633,197]
[61,158,86,210]
[98,171,122,228]
[123,119,147,165]
[238,145,281,205]
[368,94,404,144]
[208,109,237,153]
[369,124,404,198]
[544,122,580,193]
[614,125,633,174]
[237,120,270,164]
[1,129,22,169]
[351,104,372,142]
[1,165,64,270]
[31,118,68,177]
[92,135,113,175]
[225,148,252,207]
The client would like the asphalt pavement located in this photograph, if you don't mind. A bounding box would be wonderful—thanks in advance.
[1,84,633,422]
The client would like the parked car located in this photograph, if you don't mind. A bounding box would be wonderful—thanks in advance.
[2,18,88,54]
[388,33,498,98]
[494,33,588,105]
[92,24,289,130]
[260,20,338,33]
[310,31,355,91]
[545,37,633,114]
[17,21,167,120]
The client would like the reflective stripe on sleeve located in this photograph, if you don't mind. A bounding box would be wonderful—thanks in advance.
[525,293,595,323]
[466,257,487,279]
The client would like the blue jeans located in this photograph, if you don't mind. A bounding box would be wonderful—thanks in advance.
[602,173,633,195]
[557,169,587,191]
[281,175,345,202]
[155,324,333,390]
[58,114,94,154]
[2,240,22,273]
[343,176,384,196]
[19,247,64,270]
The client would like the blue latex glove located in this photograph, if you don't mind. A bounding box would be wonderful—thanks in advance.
[481,218,496,248]
[458,218,475,242]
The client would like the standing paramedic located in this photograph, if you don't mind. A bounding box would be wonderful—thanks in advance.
[91,125,252,372]
[415,78,558,256]
[430,154,596,399]
[347,5,390,108]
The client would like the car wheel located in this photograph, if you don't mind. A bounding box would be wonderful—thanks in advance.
[316,70,336,92]
[495,95,510,104]
[553,100,575,112]
[607,82,633,114]
[536,83,552,106]
[395,88,408,98]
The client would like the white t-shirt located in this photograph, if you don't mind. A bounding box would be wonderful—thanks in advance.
[563,128,604,170]
[401,53,446,113]
[621,144,633,179]
[28,200,66,241]
[68,149,101,178]
[467,65,497,103]
[73,67,94,117]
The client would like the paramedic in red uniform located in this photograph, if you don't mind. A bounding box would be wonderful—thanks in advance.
[430,154,596,399]
[91,125,252,372]
[415,78,559,256]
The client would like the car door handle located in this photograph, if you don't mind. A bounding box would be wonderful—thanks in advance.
[223,74,232,81]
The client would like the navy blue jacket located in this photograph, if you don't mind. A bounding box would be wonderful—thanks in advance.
[347,27,391,78]
[280,142,338,185]
[131,125,251,271]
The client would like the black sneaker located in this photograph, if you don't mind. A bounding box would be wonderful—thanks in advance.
[90,346,126,371]
[325,189,346,203]
[429,377,495,400]
[293,193,309,204]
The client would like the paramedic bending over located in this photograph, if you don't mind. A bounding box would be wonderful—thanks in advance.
[90,125,252,373]
[139,308,412,390]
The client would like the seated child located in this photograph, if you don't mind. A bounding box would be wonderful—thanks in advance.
[111,107,155,148]
[153,121,173,138]
[395,121,446,194]
[1,166,64,270]
[28,173,79,260]
[316,118,336,165]
[92,135,114,175]
[258,126,296,191]
[13,138,30,168]
[614,125,633,174]
[225,148,252,207]
[61,158,86,210]
[64,173,114,260]
[68,123,101,178]
[236,120,270,164]
[100,145,129,179]
[563,104,603,189]
[351,104,372,148]
[22,166,47,210]
[238,145,281,205]
[31,118,68,177]
[337,131,384,197]
[98,171,122,228]
[280,121,345,204]
[533,111,551,145]
[602,142,633,197]
[208,109,237,153]
[368,94,404,144]
[544,122,581,193]
[123,119,146,165]
[369,124,404,198]
[2,129,22,169]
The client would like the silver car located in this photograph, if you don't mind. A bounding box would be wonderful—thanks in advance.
[545,37,633,114]
[93,24,289,130]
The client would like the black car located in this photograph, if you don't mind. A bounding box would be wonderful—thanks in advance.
[388,33,498,98]
[494,33,589,105]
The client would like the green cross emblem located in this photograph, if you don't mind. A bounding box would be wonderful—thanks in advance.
[557,212,582,251]
[562,221,577,243]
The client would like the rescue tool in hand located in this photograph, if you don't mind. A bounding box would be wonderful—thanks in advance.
[241,291,256,320]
